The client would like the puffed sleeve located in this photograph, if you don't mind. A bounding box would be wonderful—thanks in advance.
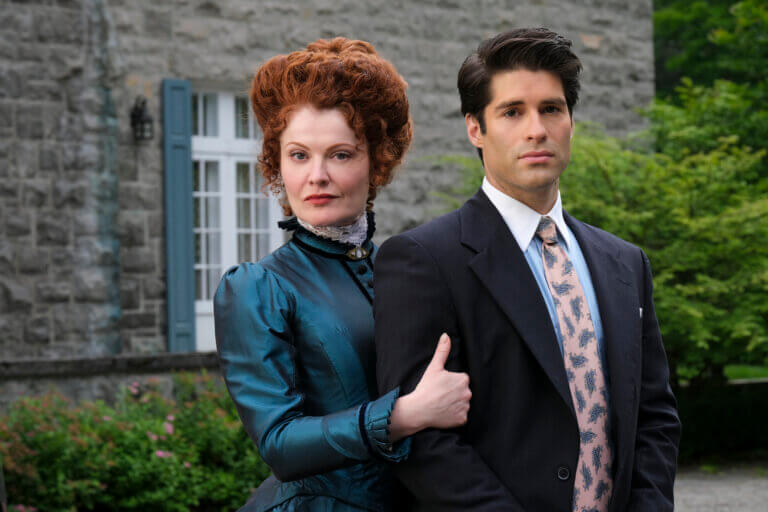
[214,263,407,482]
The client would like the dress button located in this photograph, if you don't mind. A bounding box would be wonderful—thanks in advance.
[557,466,571,481]
[357,265,367,275]
[366,279,374,288]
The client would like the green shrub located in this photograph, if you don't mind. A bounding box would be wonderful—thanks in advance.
[0,373,270,512]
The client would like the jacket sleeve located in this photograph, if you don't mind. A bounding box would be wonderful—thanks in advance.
[627,251,682,511]
[214,263,409,482]
[374,234,525,511]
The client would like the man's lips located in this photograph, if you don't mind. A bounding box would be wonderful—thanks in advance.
[519,150,554,164]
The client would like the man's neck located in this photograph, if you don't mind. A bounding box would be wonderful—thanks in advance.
[485,175,559,214]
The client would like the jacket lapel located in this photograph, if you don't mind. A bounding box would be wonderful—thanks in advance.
[564,212,641,478]
[461,191,575,418]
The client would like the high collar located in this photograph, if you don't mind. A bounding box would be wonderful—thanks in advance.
[481,176,571,251]
[279,211,376,259]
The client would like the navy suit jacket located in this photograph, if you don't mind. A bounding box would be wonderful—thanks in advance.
[374,190,681,511]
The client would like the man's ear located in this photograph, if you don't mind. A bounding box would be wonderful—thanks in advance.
[465,114,483,149]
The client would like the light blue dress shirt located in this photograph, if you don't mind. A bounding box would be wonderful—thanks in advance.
[481,178,608,376]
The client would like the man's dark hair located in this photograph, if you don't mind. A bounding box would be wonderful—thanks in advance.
[458,27,582,134]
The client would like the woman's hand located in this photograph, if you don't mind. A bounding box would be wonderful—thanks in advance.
[388,333,471,441]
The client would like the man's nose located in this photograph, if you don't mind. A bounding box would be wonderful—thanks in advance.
[525,113,547,142]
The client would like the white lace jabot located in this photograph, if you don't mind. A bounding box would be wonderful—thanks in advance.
[297,212,368,247]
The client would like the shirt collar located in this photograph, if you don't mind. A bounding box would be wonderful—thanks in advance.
[481,176,571,252]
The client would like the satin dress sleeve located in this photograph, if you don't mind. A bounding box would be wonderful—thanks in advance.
[214,262,408,484]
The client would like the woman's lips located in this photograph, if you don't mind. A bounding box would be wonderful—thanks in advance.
[305,194,337,205]
[519,150,554,164]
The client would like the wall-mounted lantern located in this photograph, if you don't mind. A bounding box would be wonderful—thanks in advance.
[130,96,154,142]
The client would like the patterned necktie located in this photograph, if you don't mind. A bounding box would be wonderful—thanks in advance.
[536,216,613,512]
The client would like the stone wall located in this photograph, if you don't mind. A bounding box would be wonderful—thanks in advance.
[0,0,654,372]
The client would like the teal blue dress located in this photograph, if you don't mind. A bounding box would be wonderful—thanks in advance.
[214,216,410,512]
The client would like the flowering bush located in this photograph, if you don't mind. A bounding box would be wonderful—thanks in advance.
[0,372,270,511]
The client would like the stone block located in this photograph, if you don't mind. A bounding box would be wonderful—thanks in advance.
[0,277,34,313]
[143,277,165,299]
[143,9,172,38]
[25,315,51,344]
[74,269,113,302]
[16,104,44,139]
[0,180,17,200]
[117,213,146,247]
[35,10,84,44]
[121,247,155,273]
[5,210,31,236]
[118,184,161,210]
[120,279,140,310]
[36,280,71,302]
[37,211,70,246]
[88,304,122,332]
[53,179,88,208]
[0,314,24,347]
[24,181,49,207]
[73,211,100,235]
[0,242,14,274]
[0,103,13,136]
[124,335,165,354]
[120,311,156,329]
[17,246,48,274]
[75,238,119,266]
[52,303,89,339]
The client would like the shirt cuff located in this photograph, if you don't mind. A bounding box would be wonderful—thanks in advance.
[361,387,411,462]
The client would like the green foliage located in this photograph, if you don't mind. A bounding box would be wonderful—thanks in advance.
[654,0,768,97]
[438,118,768,383]
[0,373,270,512]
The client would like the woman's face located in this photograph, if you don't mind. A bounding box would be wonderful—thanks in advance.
[279,105,370,227]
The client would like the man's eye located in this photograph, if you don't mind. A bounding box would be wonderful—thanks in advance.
[504,109,519,118]
[543,105,562,114]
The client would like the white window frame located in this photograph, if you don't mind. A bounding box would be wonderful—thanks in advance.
[191,91,285,351]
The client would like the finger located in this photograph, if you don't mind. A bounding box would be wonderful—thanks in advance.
[427,333,451,371]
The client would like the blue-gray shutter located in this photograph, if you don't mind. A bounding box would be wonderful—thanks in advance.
[162,79,196,352]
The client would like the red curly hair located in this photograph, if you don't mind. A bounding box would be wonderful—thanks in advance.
[250,37,413,215]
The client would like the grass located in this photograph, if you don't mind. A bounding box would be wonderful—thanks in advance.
[724,365,768,380]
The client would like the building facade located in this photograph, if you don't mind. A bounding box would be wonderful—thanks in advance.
[0,0,654,403]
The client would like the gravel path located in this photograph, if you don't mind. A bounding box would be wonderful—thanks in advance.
[675,464,768,511]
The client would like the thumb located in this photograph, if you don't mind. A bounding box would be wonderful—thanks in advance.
[427,333,451,372]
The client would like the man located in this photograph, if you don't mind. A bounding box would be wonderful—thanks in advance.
[375,28,681,511]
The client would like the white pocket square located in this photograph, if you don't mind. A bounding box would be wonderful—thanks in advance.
[639,307,643,319]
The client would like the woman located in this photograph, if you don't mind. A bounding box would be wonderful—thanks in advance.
[214,38,471,512]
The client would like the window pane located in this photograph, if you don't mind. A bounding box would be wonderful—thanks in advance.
[257,233,270,260]
[193,197,200,228]
[203,93,218,136]
[235,97,250,139]
[193,160,200,192]
[194,235,202,266]
[238,233,251,262]
[192,94,199,135]
[205,198,220,227]
[195,269,203,300]
[205,161,219,192]
[237,198,251,228]
[257,197,270,229]
[207,268,221,300]
[207,233,221,264]
[236,162,250,193]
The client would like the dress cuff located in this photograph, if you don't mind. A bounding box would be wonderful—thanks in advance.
[362,387,411,462]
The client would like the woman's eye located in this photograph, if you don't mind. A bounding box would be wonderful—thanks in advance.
[290,151,307,160]
[333,152,352,161]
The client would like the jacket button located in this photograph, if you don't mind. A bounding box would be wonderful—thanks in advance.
[557,466,570,481]
[357,265,367,275]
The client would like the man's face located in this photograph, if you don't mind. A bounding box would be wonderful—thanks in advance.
[466,68,573,208]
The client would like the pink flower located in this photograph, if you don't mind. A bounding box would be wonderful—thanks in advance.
[155,450,172,458]
[183,461,191,468]
[146,431,158,441]
[166,415,175,422]
[102,416,112,421]
[163,421,174,435]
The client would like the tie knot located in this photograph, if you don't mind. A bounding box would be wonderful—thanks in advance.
[536,216,558,245]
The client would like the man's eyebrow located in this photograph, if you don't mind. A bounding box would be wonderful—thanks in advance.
[493,98,567,111]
